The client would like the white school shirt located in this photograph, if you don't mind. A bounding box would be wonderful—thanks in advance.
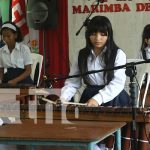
[0,42,32,69]
[145,47,150,59]
[139,46,150,59]
[60,48,127,105]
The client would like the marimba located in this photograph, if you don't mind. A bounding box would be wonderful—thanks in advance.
[0,84,149,150]
[0,103,150,121]
[0,104,150,150]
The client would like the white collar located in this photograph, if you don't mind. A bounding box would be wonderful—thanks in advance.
[145,46,150,52]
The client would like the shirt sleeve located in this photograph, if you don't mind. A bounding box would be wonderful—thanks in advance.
[92,49,127,105]
[60,52,82,102]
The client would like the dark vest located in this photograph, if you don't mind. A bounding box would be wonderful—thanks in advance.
[142,50,147,60]
[78,49,90,85]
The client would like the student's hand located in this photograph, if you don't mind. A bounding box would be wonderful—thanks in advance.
[8,80,17,85]
[59,98,67,104]
[87,98,99,107]
[59,98,68,106]
[55,99,62,107]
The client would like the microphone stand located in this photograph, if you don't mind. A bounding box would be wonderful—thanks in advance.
[50,59,150,82]
[48,59,150,150]
[125,65,138,150]
[76,0,104,36]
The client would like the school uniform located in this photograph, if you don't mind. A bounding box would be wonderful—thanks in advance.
[60,47,130,106]
[141,46,150,60]
[0,42,33,84]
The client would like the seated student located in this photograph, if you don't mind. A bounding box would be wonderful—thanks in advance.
[0,21,33,150]
[140,24,150,60]
[0,21,33,85]
[59,15,130,149]
[138,24,150,89]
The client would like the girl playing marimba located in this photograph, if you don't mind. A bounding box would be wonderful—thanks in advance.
[60,15,131,149]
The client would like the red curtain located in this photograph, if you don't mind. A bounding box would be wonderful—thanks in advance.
[39,0,69,88]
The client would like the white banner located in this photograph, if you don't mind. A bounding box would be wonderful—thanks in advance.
[68,0,150,61]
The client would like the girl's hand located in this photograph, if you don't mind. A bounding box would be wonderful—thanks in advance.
[8,80,17,85]
[87,98,99,107]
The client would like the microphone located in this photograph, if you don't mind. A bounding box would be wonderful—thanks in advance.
[125,65,137,78]
[76,0,105,36]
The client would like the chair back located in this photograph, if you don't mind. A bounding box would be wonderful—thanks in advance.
[141,63,150,107]
[31,53,43,87]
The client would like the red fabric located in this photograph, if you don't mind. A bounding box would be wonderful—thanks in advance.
[39,0,69,88]
[12,0,29,42]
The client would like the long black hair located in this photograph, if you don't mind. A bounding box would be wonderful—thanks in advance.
[0,21,23,42]
[140,24,150,60]
[78,15,120,84]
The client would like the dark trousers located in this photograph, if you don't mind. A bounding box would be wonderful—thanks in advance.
[2,68,33,85]
[80,85,131,107]
[79,85,131,148]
